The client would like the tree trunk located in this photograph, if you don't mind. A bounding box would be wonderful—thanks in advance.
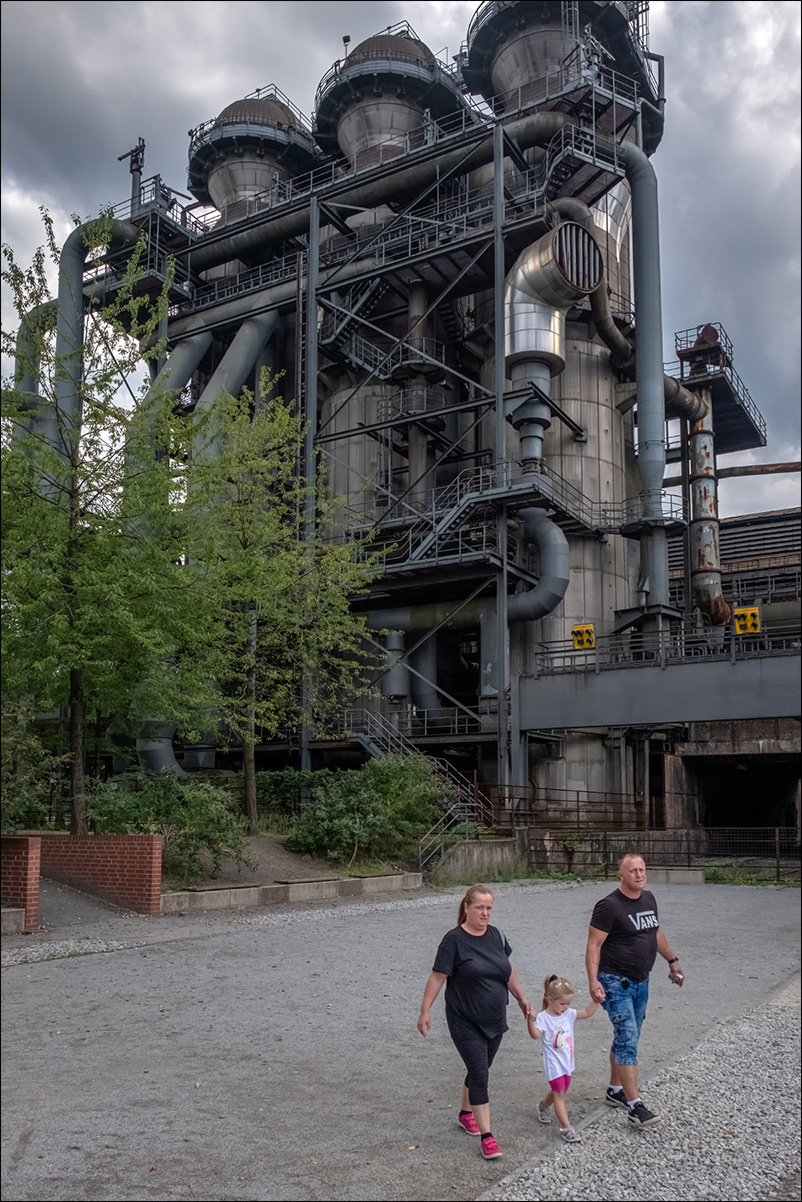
[243,738,258,836]
[244,615,259,836]
[69,667,88,834]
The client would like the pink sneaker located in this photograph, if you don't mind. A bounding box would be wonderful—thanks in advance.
[480,1134,502,1159]
[458,1111,480,1136]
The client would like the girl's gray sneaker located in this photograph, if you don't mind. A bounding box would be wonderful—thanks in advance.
[537,1102,552,1125]
[560,1125,582,1144]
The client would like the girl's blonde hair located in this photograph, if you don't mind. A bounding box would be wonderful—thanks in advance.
[542,974,575,1010]
[458,883,493,926]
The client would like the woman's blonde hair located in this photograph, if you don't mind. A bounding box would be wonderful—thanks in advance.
[458,883,493,926]
[542,974,575,1010]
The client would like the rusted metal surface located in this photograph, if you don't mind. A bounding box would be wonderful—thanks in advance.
[689,389,733,624]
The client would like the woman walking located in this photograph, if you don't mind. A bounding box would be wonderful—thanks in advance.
[417,884,530,1159]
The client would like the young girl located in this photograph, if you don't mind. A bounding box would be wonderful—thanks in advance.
[526,974,598,1144]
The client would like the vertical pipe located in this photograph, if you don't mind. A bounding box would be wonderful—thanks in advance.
[689,385,732,625]
[301,197,320,773]
[619,143,668,609]
[407,278,429,507]
[493,122,510,793]
[54,220,138,454]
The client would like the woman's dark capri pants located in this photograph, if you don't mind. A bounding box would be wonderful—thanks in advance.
[448,1025,504,1106]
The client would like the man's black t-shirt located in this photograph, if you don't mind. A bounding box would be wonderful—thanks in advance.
[432,925,512,1040]
[590,888,660,983]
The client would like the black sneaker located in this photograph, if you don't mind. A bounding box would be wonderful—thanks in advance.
[605,1087,628,1109]
[627,1101,661,1128]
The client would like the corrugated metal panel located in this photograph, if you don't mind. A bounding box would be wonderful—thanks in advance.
[668,508,800,572]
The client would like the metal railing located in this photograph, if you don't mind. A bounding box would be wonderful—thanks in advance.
[522,826,800,883]
[188,83,314,159]
[327,707,493,869]
[531,620,801,677]
[349,459,685,560]
[664,356,766,445]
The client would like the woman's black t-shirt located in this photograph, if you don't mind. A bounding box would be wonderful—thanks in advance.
[432,925,512,1040]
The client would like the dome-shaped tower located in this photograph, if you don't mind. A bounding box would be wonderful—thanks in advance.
[314,23,467,169]
[463,0,663,151]
[187,86,317,221]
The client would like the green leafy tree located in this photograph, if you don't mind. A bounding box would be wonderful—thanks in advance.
[186,380,380,834]
[1,214,213,832]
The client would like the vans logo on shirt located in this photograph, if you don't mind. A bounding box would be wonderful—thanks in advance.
[627,910,659,930]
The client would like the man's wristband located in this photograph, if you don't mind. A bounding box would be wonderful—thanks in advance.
[668,957,679,965]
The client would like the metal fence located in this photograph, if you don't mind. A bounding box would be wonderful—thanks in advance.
[520,826,801,883]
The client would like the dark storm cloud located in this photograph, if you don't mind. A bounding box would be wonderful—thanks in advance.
[1,0,799,513]
[650,0,801,500]
[0,1,414,217]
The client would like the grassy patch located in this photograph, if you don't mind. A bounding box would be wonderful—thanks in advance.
[701,862,800,887]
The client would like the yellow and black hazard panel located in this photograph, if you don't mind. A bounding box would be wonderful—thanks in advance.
[733,607,761,634]
[572,623,595,649]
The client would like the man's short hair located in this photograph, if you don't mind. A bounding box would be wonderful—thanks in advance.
[618,852,645,869]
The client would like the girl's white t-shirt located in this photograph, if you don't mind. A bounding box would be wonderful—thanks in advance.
[534,1007,577,1079]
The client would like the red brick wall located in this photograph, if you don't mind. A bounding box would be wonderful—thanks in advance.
[38,834,163,916]
[1,836,41,931]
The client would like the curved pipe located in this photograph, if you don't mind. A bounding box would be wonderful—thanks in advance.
[663,374,708,423]
[136,721,185,777]
[508,509,570,621]
[54,219,139,449]
[551,197,634,367]
[11,300,57,441]
[552,196,706,423]
[135,319,275,772]
[187,112,575,274]
[617,142,665,526]
[366,511,568,632]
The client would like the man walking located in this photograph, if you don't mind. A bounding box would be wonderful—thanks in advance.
[585,853,685,1128]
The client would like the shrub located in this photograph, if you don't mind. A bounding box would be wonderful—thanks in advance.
[287,753,450,865]
[253,768,323,817]
[88,771,252,886]
[0,704,63,831]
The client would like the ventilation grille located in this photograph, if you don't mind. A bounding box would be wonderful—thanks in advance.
[555,222,603,293]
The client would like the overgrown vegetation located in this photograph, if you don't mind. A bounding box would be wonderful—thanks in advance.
[88,771,253,886]
[0,703,64,831]
[285,755,452,867]
[2,213,378,840]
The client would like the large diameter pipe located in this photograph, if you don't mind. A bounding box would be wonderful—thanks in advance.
[689,389,732,625]
[54,219,139,446]
[187,112,575,274]
[194,311,279,446]
[366,512,568,631]
[145,330,214,406]
[11,300,57,442]
[551,197,634,367]
[618,142,665,529]
[508,510,569,621]
[663,461,801,487]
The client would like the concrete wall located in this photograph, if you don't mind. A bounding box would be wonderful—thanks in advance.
[160,871,423,915]
[430,838,527,885]
[39,833,163,916]
[430,829,710,884]
[1,835,41,932]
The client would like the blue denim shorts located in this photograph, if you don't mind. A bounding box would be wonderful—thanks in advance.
[599,971,649,1066]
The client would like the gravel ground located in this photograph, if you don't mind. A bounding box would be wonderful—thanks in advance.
[2,880,800,1202]
[481,979,801,1202]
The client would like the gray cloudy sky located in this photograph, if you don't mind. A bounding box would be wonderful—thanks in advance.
[2,0,800,516]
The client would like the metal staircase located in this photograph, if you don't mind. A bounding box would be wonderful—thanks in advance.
[329,708,494,869]
[362,461,687,571]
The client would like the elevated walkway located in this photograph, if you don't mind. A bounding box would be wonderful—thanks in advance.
[520,625,800,728]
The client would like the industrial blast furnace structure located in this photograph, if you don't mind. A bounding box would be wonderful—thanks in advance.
[22,2,800,843]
